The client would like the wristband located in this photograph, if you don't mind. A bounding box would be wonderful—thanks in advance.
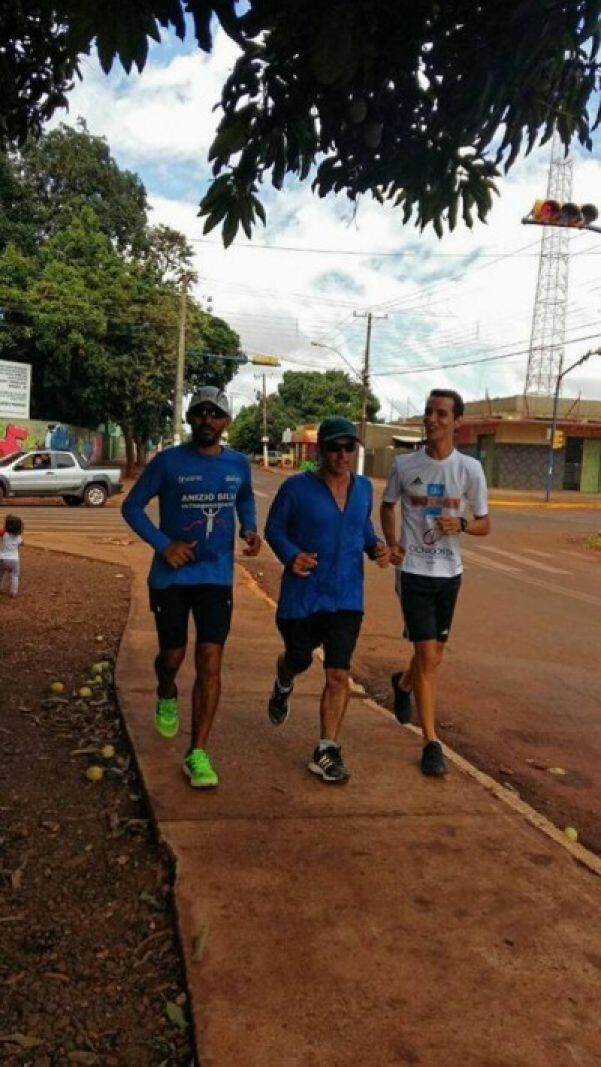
[459,517,468,533]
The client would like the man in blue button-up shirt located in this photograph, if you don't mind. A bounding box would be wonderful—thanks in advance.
[265,416,390,783]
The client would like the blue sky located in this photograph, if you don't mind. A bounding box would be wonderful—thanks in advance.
[56,27,601,419]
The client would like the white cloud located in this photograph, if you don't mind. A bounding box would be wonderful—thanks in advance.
[62,33,240,162]
[60,39,601,416]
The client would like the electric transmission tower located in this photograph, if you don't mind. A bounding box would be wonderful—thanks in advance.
[523,134,572,397]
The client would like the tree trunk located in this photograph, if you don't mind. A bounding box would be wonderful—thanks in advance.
[134,436,148,469]
[123,427,136,479]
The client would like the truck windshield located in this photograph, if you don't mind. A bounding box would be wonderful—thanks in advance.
[0,452,23,466]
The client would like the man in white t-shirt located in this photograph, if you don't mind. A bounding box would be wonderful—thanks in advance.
[380,390,490,776]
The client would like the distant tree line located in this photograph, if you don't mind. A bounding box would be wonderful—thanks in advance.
[0,121,242,471]
[228,369,380,454]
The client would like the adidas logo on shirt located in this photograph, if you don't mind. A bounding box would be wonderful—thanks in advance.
[410,476,423,486]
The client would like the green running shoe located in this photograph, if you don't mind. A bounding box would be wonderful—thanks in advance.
[155,696,179,739]
[183,748,218,789]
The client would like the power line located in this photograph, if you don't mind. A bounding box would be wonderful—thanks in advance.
[370,328,601,377]
[369,316,601,372]
[193,237,601,258]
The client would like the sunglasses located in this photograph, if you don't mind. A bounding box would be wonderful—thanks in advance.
[325,440,357,454]
[192,405,226,419]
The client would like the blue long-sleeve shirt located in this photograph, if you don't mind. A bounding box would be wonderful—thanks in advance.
[265,471,379,619]
[122,444,257,589]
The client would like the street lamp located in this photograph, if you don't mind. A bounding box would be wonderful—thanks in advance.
[310,340,362,381]
[545,346,601,502]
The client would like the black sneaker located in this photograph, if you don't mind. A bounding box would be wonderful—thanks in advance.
[391,671,412,724]
[308,744,350,784]
[268,678,293,725]
[421,741,447,776]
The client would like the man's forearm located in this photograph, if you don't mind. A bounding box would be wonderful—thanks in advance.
[464,515,490,536]
[380,503,398,546]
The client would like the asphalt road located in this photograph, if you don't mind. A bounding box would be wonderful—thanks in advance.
[15,471,601,853]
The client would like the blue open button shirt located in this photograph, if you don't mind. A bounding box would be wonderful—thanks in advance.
[122,444,257,589]
[265,471,380,619]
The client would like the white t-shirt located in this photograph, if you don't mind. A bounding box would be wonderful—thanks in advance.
[0,532,22,560]
[383,448,488,578]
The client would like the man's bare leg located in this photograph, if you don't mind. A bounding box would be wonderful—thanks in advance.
[411,640,444,742]
[307,667,352,784]
[398,640,446,703]
[191,643,224,749]
[155,647,186,698]
[320,667,351,742]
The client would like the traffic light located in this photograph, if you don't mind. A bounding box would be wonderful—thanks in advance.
[525,199,600,231]
[251,355,281,366]
[552,430,565,450]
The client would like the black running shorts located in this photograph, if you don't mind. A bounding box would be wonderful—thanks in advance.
[149,584,233,649]
[398,572,461,644]
[276,610,363,672]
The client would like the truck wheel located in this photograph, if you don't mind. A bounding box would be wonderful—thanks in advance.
[83,483,108,507]
[63,495,83,507]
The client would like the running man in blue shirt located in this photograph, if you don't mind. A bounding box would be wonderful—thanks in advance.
[265,416,390,783]
[122,386,261,788]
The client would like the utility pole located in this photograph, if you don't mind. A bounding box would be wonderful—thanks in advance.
[173,272,193,445]
[250,354,281,467]
[353,310,387,474]
[261,373,269,468]
[545,347,600,502]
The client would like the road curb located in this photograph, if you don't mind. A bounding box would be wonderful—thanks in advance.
[239,565,601,880]
[489,500,601,510]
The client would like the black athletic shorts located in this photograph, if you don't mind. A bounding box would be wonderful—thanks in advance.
[276,610,363,672]
[149,584,233,650]
[397,572,461,644]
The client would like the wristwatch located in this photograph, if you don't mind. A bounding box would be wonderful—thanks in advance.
[459,516,468,533]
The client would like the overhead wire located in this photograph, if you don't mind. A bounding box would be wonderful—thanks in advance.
[370,328,601,377]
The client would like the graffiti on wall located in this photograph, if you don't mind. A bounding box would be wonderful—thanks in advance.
[0,419,104,461]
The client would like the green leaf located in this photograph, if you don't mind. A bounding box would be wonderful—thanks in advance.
[447,192,459,232]
[462,188,474,229]
[272,151,287,190]
[251,196,267,225]
[239,200,253,239]
[191,4,213,51]
[165,1001,187,1031]
[312,9,360,87]
[191,924,209,961]
[0,1033,45,1049]
[222,209,240,248]
[209,118,252,162]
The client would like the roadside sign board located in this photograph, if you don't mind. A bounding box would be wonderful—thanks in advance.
[0,359,31,419]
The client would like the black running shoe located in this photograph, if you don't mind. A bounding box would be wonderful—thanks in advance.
[268,678,293,725]
[421,741,447,776]
[391,671,412,724]
[308,744,350,784]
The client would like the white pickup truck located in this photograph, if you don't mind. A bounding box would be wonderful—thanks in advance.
[0,449,123,507]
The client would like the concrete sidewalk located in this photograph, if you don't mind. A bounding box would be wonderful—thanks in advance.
[28,529,601,1065]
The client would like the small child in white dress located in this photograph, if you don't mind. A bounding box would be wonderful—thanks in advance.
[0,514,24,597]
